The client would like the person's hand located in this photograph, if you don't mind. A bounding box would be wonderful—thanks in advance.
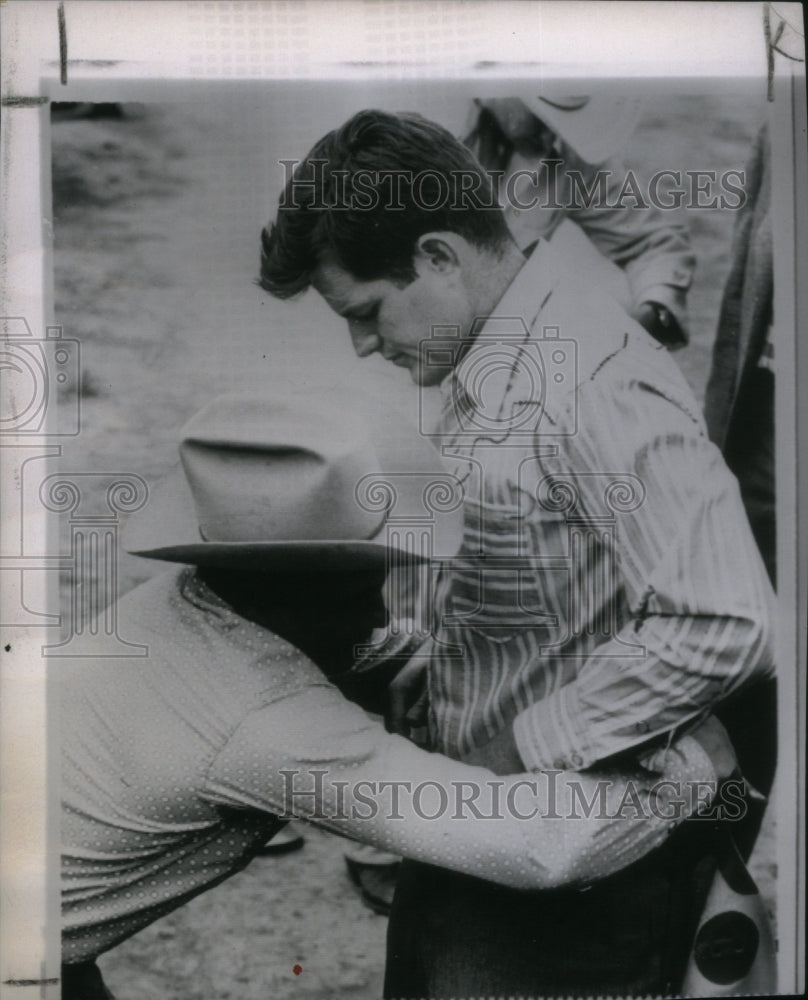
[462,726,525,776]
[630,301,686,349]
[686,715,740,784]
[385,657,429,736]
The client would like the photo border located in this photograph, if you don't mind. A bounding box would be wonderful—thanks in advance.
[1,2,805,996]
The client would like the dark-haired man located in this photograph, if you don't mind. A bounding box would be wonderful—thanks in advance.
[260,110,775,998]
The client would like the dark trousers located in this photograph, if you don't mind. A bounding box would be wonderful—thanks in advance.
[724,367,776,587]
[62,962,116,1000]
[384,821,718,1000]
[713,677,777,860]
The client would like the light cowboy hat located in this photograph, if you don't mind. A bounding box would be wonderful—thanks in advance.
[473,86,645,165]
[123,392,465,572]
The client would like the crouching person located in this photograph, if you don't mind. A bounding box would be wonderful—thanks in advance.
[60,393,734,998]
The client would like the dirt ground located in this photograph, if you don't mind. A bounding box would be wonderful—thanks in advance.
[51,83,776,999]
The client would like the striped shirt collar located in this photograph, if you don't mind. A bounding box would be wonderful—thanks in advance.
[440,240,559,414]
[442,239,560,407]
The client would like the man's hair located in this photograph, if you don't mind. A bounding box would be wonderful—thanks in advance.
[259,109,512,298]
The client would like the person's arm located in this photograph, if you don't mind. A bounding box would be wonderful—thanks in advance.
[202,677,727,892]
[463,98,694,345]
[511,375,775,774]
[556,144,695,346]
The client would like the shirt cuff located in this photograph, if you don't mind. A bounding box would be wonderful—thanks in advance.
[512,685,594,772]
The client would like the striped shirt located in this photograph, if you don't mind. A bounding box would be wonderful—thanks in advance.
[427,241,775,768]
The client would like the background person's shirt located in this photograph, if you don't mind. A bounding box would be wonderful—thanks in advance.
[464,115,695,345]
[62,566,718,962]
[427,240,775,768]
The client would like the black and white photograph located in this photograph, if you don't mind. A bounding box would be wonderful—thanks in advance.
[1,3,805,999]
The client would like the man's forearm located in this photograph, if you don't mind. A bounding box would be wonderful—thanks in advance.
[203,683,723,892]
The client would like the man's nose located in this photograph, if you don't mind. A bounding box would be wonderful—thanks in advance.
[348,322,381,358]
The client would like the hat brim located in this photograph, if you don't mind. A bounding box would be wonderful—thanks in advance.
[123,413,465,571]
[523,91,644,164]
[128,538,404,573]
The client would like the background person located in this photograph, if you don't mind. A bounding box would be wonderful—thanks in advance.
[703,122,777,862]
[463,92,696,347]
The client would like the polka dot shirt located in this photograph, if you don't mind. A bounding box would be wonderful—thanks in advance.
[61,567,717,962]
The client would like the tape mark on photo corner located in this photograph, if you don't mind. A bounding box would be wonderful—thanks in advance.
[58,2,68,86]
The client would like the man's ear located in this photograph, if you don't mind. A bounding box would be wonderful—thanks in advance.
[413,233,465,275]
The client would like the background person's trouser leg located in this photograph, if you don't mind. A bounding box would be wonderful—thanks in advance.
[384,822,717,1000]
[714,677,777,860]
[723,367,776,587]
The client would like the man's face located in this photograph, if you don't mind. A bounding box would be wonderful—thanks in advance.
[312,244,476,387]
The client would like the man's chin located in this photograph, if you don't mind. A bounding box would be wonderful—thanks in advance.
[410,363,451,387]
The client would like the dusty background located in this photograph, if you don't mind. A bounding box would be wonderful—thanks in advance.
[51,80,776,999]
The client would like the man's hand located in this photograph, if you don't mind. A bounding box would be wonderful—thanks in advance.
[385,657,429,736]
[640,716,739,784]
[687,714,740,783]
[461,726,525,776]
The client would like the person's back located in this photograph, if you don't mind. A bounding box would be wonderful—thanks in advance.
[61,567,300,961]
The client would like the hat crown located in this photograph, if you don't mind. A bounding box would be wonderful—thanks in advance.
[179,395,384,545]
[122,389,465,570]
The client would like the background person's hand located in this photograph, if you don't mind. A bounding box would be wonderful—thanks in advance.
[630,300,686,348]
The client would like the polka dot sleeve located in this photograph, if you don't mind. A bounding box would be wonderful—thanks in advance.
[202,682,719,890]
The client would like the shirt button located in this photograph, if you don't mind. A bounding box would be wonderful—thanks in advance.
[570,752,584,767]
[553,758,566,770]
[636,721,651,734]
